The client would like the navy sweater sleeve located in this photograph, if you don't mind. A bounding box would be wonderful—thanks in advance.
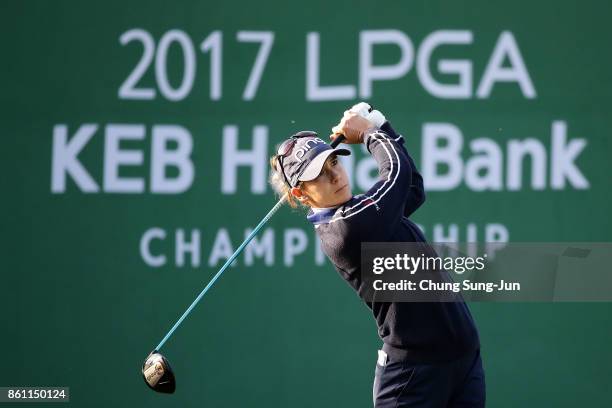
[349,127,412,240]
[378,122,426,218]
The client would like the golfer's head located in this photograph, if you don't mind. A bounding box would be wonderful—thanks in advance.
[269,131,352,208]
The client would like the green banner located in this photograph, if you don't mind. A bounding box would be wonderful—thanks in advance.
[2,1,611,406]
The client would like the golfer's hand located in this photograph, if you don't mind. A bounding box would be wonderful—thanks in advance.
[330,112,373,144]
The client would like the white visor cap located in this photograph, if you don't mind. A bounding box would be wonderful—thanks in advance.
[297,148,350,182]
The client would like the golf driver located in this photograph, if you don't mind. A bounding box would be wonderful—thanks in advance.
[142,134,347,393]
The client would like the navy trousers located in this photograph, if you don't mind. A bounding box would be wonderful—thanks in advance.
[373,348,486,407]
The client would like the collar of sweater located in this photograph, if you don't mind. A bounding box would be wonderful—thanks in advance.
[307,205,340,225]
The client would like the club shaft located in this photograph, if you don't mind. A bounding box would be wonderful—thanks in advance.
[155,194,288,351]
[154,134,345,351]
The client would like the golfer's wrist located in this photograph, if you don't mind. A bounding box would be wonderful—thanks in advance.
[361,126,380,143]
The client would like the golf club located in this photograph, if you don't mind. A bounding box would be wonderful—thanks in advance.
[142,134,347,393]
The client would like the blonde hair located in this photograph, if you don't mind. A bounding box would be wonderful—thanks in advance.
[269,155,308,209]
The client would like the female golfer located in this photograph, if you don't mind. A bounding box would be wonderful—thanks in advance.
[269,104,485,407]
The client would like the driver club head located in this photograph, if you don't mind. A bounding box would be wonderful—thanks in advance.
[142,351,176,394]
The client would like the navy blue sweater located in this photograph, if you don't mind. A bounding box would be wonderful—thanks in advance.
[307,122,480,363]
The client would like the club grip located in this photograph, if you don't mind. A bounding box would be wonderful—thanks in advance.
[330,134,346,148]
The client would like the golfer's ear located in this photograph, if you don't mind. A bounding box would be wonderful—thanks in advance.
[290,186,303,198]
[290,186,309,203]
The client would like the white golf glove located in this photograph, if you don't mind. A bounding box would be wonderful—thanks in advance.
[348,102,386,128]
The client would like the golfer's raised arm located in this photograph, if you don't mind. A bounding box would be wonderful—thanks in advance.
[361,126,414,221]
[379,121,426,218]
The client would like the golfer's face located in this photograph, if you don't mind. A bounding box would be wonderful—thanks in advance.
[302,155,352,207]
